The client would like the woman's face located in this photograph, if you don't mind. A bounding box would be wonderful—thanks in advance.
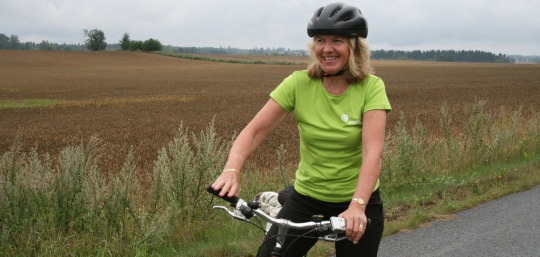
[314,35,350,75]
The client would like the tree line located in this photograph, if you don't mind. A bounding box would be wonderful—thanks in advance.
[371,49,514,63]
[174,46,307,56]
[2,30,536,63]
[84,29,162,52]
[0,31,305,56]
[0,34,86,51]
[0,29,162,52]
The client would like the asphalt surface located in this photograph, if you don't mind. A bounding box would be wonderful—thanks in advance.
[378,185,540,257]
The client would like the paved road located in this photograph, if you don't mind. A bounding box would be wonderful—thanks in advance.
[378,185,540,257]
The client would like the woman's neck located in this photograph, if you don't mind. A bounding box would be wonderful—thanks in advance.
[323,76,349,95]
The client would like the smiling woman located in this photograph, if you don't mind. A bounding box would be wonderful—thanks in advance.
[209,3,391,257]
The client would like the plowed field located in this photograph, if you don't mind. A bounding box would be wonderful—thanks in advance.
[1,50,539,174]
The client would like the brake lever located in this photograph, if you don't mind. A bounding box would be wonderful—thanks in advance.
[320,233,347,242]
[212,206,248,221]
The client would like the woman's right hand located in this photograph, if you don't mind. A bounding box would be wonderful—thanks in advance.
[211,169,241,198]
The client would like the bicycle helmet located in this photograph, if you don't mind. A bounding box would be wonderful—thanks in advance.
[307,2,368,38]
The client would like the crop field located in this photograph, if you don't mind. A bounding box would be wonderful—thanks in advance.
[1,50,539,178]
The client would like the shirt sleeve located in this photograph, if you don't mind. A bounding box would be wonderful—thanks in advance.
[269,71,301,113]
[364,76,392,113]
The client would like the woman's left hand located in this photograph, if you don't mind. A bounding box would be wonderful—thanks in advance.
[338,204,368,244]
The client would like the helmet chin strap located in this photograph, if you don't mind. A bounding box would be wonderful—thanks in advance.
[323,68,348,77]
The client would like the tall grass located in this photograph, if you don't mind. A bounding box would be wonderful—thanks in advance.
[380,100,540,235]
[1,100,539,256]
[382,100,536,185]
[0,119,229,256]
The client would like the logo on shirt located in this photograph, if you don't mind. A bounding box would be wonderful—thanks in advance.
[341,114,360,125]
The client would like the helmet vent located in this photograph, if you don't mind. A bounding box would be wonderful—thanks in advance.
[330,7,342,18]
[316,7,324,18]
[338,9,356,22]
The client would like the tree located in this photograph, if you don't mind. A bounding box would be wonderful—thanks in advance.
[119,32,130,50]
[129,40,143,51]
[83,29,107,51]
[0,34,21,49]
[9,35,20,49]
[39,40,53,51]
[142,38,162,52]
[0,33,8,49]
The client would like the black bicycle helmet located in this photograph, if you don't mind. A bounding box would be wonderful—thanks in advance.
[307,2,368,38]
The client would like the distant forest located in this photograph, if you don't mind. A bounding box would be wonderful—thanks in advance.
[371,49,515,63]
[1,32,538,63]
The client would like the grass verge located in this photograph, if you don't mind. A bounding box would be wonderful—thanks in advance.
[0,99,62,109]
[382,154,540,236]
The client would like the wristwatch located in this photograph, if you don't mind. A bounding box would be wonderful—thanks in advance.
[352,198,366,206]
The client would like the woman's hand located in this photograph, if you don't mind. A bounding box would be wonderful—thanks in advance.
[338,203,368,244]
[211,169,241,198]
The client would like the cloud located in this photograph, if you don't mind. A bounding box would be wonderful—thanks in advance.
[362,0,540,55]
[1,0,538,55]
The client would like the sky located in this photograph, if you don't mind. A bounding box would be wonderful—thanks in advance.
[1,0,539,56]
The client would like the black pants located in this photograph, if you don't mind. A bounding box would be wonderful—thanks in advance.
[257,189,384,257]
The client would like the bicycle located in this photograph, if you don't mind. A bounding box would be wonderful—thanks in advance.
[207,185,370,257]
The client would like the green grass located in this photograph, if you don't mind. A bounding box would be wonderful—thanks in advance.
[382,154,540,236]
[0,99,61,109]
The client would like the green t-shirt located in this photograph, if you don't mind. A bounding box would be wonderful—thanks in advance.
[270,70,392,202]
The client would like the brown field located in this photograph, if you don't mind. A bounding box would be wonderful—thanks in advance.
[1,50,539,176]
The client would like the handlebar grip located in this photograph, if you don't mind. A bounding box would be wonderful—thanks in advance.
[206,184,240,205]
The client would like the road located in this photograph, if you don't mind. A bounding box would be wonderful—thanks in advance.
[378,185,540,257]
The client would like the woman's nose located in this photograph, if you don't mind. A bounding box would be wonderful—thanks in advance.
[322,44,334,52]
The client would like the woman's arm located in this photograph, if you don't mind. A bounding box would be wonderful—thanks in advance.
[212,98,288,197]
[340,109,387,244]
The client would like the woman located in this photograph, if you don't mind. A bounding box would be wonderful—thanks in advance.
[211,3,391,256]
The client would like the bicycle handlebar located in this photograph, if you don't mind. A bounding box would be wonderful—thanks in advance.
[206,184,240,205]
[207,185,349,242]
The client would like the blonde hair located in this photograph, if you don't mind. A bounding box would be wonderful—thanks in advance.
[307,37,374,84]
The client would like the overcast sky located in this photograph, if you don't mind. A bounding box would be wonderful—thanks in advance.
[1,0,539,55]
